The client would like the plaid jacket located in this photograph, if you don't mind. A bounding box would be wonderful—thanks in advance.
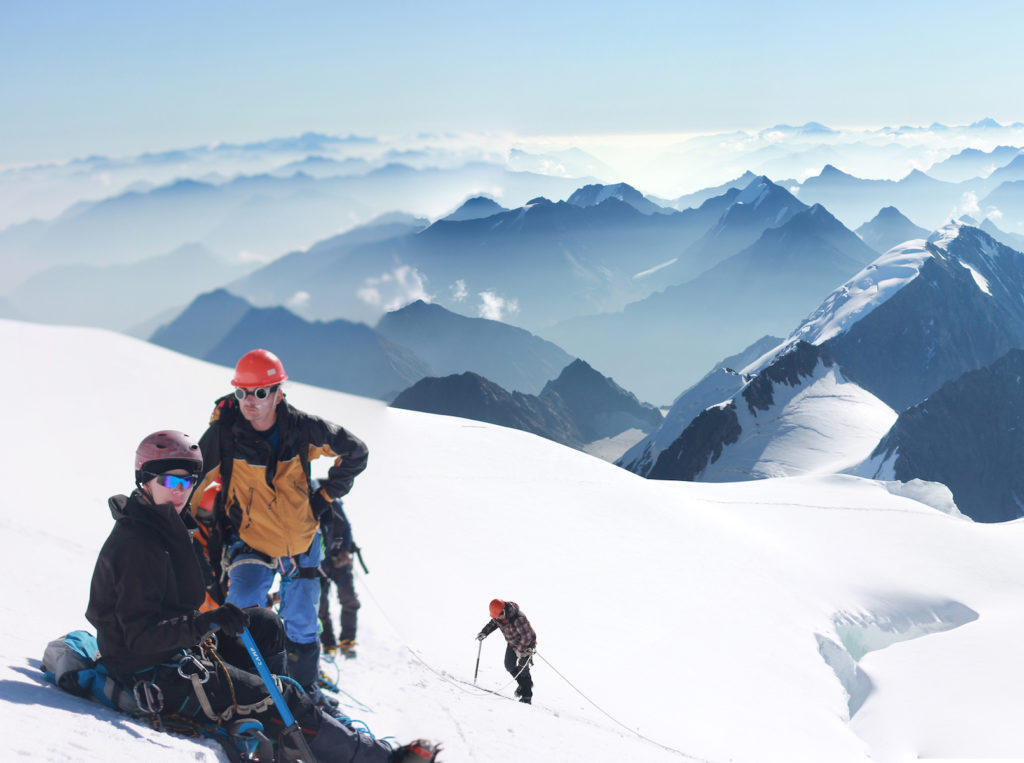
[480,601,537,653]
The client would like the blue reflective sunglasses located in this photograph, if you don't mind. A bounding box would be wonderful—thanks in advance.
[150,473,199,490]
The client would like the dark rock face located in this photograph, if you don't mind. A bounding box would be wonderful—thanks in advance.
[389,359,661,450]
[741,341,834,414]
[871,349,1024,522]
[391,372,586,448]
[647,402,742,481]
[647,342,827,481]
[539,359,663,441]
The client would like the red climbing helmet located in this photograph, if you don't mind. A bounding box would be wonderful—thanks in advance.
[231,349,288,388]
[135,430,202,484]
[489,599,506,619]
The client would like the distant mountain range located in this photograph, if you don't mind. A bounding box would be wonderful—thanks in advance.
[225,184,731,329]
[790,158,1024,230]
[152,290,582,401]
[0,162,591,287]
[391,359,661,450]
[924,146,1022,183]
[7,243,254,332]
[545,180,878,403]
[375,299,572,394]
[152,290,430,400]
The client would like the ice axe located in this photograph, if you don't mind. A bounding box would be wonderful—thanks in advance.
[240,627,319,763]
[473,639,483,684]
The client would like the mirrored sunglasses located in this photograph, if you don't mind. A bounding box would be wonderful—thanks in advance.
[151,473,199,490]
[234,385,279,401]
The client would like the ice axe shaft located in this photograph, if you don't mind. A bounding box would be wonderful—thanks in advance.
[473,640,482,684]
[241,627,319,763]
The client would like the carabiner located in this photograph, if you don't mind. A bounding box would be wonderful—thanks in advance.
[177,653,211,684]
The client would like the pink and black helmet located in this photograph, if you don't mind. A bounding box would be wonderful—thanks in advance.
[134,430,203,485]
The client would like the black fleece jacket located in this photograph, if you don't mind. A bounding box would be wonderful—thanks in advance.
[86,490,208,676]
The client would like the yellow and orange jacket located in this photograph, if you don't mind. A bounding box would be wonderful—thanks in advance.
[189,394,368,559]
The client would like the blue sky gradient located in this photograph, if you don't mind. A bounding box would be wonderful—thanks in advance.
[3,0,1022,164]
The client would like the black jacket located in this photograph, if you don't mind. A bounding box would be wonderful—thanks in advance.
[86,490,207,676]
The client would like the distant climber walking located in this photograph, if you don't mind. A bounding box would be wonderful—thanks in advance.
[476,599,537,703]
[317,485,362,658]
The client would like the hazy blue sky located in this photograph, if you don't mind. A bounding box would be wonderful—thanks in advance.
[3,0,1021,164]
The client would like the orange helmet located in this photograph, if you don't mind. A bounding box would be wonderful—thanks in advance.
[232,349,288,388]
[489,599,506,619]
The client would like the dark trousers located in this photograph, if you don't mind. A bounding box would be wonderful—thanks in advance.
[122,607,390,761]
[318,562,360,646]
[504,644,533,699]
[125,607,320,740]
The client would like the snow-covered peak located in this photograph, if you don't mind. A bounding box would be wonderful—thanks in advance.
[745,239,933,373]
[745,220,1024,384]
[926,219,967,250]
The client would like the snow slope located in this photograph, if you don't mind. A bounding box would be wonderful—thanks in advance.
[696,359,897,481]
[2,319,1024,762]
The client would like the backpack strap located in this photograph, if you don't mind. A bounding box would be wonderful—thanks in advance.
[214,398,237,515]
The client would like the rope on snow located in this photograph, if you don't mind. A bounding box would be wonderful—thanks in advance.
[358,577,710,761]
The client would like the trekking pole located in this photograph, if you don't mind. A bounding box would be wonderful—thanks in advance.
[240,627,319,763]
[473,640,483,684]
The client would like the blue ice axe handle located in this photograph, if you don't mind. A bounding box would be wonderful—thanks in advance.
[241,627,318,762]
[241,627,296,726]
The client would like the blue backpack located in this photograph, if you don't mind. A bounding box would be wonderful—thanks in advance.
[41,630,139,714]
[41,630,275,760]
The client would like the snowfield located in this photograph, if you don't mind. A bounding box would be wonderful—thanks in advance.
[2,319,1024,762]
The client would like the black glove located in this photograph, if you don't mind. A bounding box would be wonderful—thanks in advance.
[195,603,249,637]
[476,631,487,642]
[310,491,331,519]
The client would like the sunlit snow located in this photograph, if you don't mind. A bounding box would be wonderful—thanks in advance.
[2,320,1024,762]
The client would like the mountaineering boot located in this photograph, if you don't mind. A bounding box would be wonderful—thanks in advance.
[338,638,357,659]
[308,712,398,762]
[309,682,342,714]
[390,739,442,762]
